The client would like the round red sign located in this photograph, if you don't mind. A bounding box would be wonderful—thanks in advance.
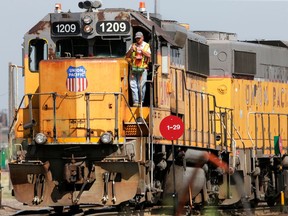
[160,115,184,140]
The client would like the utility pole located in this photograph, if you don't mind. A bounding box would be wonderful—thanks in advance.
[8,63,24,170]
[154,0,158,14]
[8,63,24,127]
[8,62,15,127]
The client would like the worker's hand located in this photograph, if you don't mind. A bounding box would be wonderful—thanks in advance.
[136,47,142,53]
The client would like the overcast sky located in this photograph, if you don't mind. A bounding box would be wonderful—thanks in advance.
[1,0,288,112]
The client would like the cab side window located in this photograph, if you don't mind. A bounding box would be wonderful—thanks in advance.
[29,39,47,72]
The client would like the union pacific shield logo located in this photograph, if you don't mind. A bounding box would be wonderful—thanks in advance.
[66,66,88,92]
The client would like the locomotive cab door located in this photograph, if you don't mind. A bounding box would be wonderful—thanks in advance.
[127,27,155,107]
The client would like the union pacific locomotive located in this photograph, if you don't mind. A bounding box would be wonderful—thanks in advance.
[8,1,288,214]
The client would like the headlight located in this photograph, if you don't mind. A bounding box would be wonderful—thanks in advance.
[35,133,47,144]
[83,25,93,34]
[100,132,113,144]
[83,15,92,24]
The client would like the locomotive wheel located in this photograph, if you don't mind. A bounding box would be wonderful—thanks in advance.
[53,206,64,214]
[266,198,276,207]
[117,202,133,215]
[249,199,258,208]
[69,205,81,213]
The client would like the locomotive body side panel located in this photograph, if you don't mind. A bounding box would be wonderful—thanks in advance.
[207,36,288,151]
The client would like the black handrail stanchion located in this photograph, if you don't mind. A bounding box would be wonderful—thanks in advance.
[85,93,91,143]
[171,139,177,215]
[52,92,57,143]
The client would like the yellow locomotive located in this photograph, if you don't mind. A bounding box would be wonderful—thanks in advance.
[8,1,288,213]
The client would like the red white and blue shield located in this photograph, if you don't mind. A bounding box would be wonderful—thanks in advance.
[66,66,88,92]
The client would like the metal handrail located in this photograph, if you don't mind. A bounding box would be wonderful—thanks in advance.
[179,68,234,147]
[247,111,288,171]
[247,111,288,152]
[85,91,150,162]
[8,92,57,141]
[9,91,150,164]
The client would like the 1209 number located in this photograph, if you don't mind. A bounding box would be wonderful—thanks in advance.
[96,21,130,34]
[52,22,80,35]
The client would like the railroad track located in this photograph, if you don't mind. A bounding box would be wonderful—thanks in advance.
[3,204,288,216]
[202,204,288,216]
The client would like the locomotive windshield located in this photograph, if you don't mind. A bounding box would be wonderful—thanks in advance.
[93,37,126,57]
[56,37,126,58]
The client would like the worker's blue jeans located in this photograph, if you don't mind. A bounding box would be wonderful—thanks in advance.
[129,69,147,105]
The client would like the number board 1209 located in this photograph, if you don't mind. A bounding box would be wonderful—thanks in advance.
[52,22,80,35]
[96,21,130,34]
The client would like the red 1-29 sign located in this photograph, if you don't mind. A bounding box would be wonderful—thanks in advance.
[160,115,184,140]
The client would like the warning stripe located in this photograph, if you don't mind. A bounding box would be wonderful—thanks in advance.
[66,78,88,92]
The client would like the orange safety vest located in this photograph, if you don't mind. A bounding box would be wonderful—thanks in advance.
[131,43,150,71]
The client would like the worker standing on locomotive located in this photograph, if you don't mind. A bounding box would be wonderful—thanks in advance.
[126,31,151,107]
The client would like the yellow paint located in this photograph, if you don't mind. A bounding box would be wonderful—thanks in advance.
[47,137,125,144]
[208,77,288,151]
[35,58,129,143]
[281,191,285,206]
[24,56,40,107]
[207,77,232,108]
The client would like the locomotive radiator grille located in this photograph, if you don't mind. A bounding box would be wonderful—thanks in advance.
[124,123,149,137]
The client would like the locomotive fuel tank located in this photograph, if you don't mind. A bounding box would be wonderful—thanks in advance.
[163,165,206,204]
[163,149,208,203]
